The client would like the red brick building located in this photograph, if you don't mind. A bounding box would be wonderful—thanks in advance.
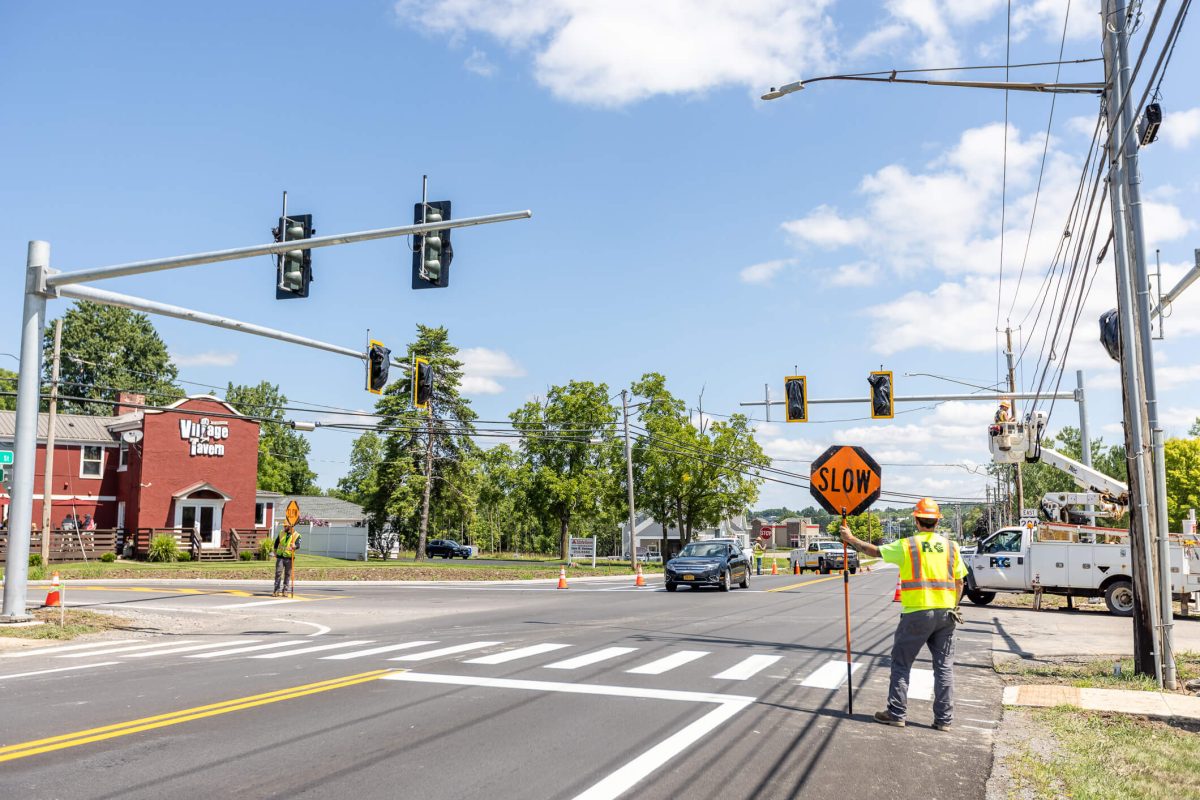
[0,394,276,553]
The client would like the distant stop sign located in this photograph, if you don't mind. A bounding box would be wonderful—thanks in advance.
[809,445,882,517]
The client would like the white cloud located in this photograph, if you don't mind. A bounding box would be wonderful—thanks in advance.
[172,351,238,368]
[781,205,869,248]
[1161,406,1200,435]
[827,261,881,287]
[459,346,526,395]
[1161,107,1200,150]
[1011,0,1096,43]
[739,258,795,285]
[394,0,837,106]
[464,48,496,77]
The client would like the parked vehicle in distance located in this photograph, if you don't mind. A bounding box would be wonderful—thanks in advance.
[789,540,859,574]
[425,538,472,559]
[637,552,663,564]
[664,541,751,592]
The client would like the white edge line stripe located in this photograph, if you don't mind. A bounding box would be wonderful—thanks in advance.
[0,640,138,658]
[217,598,302,609]
[712,655,782,681]
[907,668,935,701]
[626,651,708,675]
[123,640,261,658]
[321,642,439,660]
[60,640,198,658]
[188,641,305,658]
[389,642,503,662]
[572,702,751,800]
[544,647,638,670]
[464,643,571,665]
[0,661,121,680]
[381,671,754,706]
[252,640,373,659]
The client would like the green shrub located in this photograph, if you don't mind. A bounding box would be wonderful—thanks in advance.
[239,550,255,561]
[147,534,179,563]
[176,551,192,563]
[100,552,116,563]
[29,554,43,568]
[28,565,45,581]
[257,539,273,561]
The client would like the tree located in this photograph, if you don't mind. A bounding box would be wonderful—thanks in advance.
[335,431,383,505]
[1190,418,1200,437]
[1164,436,1200,533]
[369,325,477,560]
[47,301,182,414]
[0,367,16,411]
[225,381,317,494]
[511,381,620,560]
[827,512,883,543]
[1017,426,1127,527]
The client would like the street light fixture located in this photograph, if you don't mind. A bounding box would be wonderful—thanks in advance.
[762,74,1104,101]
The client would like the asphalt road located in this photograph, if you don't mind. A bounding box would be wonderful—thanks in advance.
[0,567,1002,799]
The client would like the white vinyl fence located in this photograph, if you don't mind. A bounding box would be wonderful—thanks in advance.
[291,524,368,561]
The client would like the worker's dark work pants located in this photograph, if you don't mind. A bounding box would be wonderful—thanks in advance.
[887,608,956,724]
[274,556,293,594]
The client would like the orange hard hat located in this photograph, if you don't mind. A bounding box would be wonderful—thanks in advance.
[913,498,941,520]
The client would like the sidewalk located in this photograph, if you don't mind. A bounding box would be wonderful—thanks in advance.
[1003,683,1200,721]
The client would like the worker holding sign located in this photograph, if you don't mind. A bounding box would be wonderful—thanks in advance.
[272,523,302,597]
[840,498,967,730]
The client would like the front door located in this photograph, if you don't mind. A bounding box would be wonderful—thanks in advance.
[176,502,222,549]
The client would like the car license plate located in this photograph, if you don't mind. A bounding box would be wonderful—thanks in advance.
[683,574,694,581]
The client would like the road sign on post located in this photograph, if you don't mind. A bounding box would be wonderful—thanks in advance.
[0,450,13,465]
[285,500,300,527]
[808,444,883,718]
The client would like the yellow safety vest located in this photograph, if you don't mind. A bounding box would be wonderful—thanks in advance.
[275,529,299,557]
[897,533,959,613]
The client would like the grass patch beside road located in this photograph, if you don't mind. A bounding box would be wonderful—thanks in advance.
[1006,707,1200,800]
[995,652,1200,693]
[2,555,656,582]
[0,608,131,640]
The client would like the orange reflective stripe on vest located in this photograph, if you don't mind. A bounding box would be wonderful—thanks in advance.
[897,533,958,613]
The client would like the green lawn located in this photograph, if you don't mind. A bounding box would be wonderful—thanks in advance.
[996,652,1200,693]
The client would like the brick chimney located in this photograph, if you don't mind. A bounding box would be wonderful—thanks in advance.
[115,392,146,416]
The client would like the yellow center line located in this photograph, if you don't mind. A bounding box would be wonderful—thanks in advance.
[0,669,394,763]
[766,571,876,593]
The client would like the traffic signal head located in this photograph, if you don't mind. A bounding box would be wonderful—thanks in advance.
[412,201,453,289]
[275,214,314,299]
[783,375,808,422]
[868,370,894,419]
[366,340,391,395]
[413,357,433,410]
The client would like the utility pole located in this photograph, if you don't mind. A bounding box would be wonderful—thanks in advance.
[1102,0,1162,683]
[1004,327,1025,516]
[1076,370,1097,525]
[39,319,62,564]
[621,389,638,571]
[417,398,434,562]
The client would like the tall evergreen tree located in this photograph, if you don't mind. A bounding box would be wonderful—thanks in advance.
[47,301,182,414]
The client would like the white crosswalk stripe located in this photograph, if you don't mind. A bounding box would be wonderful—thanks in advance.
[321,642,439,660]
[60,640,199,658]
[252,640,374,659]
[464,643,571,665]
[188,640,306,658]
[712,654,782,681]
[390,642,503,662]
[799,659,863,689]
[123,640,260,658]
[626,650,708,675]
[544,646,638,670]
[1,640,138,658]
[908,667,935,701]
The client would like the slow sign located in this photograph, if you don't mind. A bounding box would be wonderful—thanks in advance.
[808,445,882,517]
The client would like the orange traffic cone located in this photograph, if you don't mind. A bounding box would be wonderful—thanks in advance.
[771,558,778,576]
[44,572,62,608]
[793,561,799,575]
[635,563,646,587]
[892,580,902,602]
[557,566,569,590]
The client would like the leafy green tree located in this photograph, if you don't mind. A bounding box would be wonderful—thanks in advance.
[1190,418,1200,437]
[369,325,477,560]
[225,381,316,494]
[335,431,383,505]
[48,301,183,414]
[827,511,883,543]
[511,381,620,560]
[630,373,694,557]
[1164,436,1200,533]
[0,367,16,411]
[1016,426,1127,527]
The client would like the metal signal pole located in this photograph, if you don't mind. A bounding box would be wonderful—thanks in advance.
[40,319,62,563]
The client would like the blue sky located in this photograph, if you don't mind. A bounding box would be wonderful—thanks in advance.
[2,1,1198,510]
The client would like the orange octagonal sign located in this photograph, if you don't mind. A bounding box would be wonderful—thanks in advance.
[809,445,882,517]
[285,500,301,527]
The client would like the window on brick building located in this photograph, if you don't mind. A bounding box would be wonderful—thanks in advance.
[81,446,103,478]
[118,441,129,471]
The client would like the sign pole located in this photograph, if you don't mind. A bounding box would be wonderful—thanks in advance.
[841,507,853,716]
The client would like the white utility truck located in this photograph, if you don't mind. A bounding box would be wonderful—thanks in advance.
[973,411,1200,615]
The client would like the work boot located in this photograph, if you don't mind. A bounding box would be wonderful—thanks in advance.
[932,721,952,731]
[873,710,905,727]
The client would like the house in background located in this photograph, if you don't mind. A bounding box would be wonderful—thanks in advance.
[622,513,753,559]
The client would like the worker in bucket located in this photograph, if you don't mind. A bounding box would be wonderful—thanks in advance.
[839,498,967,730]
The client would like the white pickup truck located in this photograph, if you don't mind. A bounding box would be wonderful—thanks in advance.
[965,521,1200,615]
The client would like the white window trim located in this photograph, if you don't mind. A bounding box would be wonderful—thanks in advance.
[255,502,272,527]
[79,445,105,479]
[118,441,129,472]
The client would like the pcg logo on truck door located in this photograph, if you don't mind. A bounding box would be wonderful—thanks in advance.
[989,556,1012,568]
